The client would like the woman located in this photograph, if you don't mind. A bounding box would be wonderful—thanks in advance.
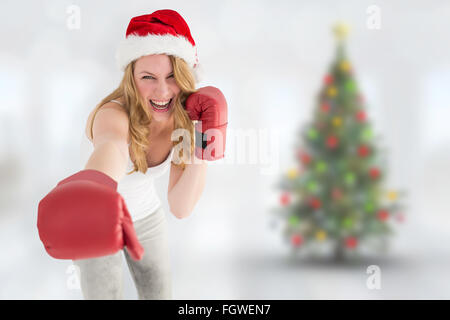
[38,9,227,300]
[75,55,197,300]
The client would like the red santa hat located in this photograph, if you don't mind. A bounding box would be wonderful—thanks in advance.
[115,9,202,82]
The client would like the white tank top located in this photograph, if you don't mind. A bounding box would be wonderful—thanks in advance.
[78,100,175,222]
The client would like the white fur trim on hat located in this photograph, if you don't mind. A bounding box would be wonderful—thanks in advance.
[115,34,200,77]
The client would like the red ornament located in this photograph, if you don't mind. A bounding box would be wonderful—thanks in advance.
[357,144,370,157]
[345,236,358,249]
[308,197,321,209]
[320,102,330,113]
[369,167,380,179]
[324,74,334,85]
[291,234,303,247]
[377,209,389,221]
[298,151,311,165]
[280,192,291,206]
[356,110,366,122]
[326,135,339,149]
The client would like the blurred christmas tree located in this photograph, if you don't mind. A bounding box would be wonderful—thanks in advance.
[271,22,407,261]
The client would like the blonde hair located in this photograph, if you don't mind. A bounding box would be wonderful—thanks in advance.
[88,55,197,174]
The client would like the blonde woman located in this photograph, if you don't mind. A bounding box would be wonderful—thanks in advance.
[37,9,227,300]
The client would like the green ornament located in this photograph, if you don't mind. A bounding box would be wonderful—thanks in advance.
[315,161,327,173]
[288,215,300,226]
[307,180,318,192]
[364,201,375,212]
[344,172,355,186]
[361,128,373,140]
[307,128,318,140]
[342,217,353,228]
[345,80,356,93]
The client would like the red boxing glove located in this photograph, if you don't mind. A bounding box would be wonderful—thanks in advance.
[37,169,144,261]
[184,86,228,160]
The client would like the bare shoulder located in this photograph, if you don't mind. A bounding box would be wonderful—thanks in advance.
[85,100,129,145]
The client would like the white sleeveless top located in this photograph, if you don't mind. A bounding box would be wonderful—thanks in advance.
[78,100,175,222]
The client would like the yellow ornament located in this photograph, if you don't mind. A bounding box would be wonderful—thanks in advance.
[287,167,299,180]
[332,117,342,127]
[333,22,350,41]
[315,230,327,241]
[387,191,398,201]
[339,60,351,72]
[327,86,338,97]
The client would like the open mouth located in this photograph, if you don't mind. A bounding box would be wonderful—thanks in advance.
[150,99,173,113]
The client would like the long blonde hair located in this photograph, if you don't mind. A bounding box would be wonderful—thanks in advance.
[88,55,197,174]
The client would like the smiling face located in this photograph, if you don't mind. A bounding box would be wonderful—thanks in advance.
[133,54,181,126]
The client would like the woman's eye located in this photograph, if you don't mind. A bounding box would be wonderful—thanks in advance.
[142,75,173,79]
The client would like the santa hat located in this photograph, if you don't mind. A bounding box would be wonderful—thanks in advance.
[115,9,202,82]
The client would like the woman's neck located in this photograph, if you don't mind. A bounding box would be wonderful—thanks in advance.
[150,118,174,136]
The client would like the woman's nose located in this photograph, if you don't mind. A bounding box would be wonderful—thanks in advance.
[154,81,170,98]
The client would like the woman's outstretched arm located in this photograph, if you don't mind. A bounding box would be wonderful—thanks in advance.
[84,105,130,183]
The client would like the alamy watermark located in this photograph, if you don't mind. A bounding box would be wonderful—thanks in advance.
[170,124,280,176]
[366,265,382,290]
[66,264,81,290]
[66,5,81,30]
[366,5,381,30]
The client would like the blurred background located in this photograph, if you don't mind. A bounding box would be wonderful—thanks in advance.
[1,0,450,299]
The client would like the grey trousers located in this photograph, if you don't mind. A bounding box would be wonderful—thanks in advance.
[72,206,172,300]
